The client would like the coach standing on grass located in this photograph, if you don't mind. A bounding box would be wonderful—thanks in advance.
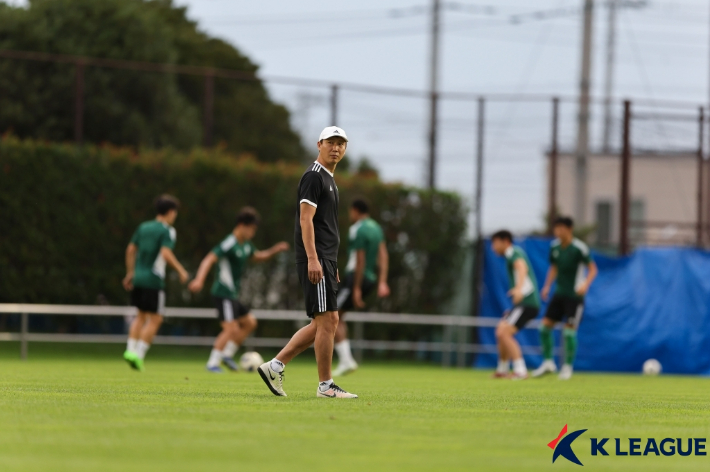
[258,126,358,399]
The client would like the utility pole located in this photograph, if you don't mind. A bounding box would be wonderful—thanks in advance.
[602,0,617,153]
[427,0,441,189]
[574,0,595,226]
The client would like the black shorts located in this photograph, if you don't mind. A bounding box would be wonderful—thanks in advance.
[336,273,377,312]
[213,297,250,322]
[503,305,539,330]
[544,295,584,327]
[297,258,338,318]
[131,287,165,314]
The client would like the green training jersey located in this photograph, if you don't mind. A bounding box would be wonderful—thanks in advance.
[504,245,540,308]
[345,217,384,283]
[130,220,176,290]
[210,234,256,300]
[549,238,592,299]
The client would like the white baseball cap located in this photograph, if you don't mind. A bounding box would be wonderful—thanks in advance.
[319,126,348,142]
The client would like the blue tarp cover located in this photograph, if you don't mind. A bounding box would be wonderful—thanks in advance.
[475,238,710,374]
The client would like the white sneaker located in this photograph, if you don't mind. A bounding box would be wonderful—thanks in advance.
[317,383,358,399]
[531,360,558,378]
[558,364,573,380]
[257,362,287,397]
[333,361,358,377]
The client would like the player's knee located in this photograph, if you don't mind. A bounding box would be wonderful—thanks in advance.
[241,314,257,332]
[319,311,339,331]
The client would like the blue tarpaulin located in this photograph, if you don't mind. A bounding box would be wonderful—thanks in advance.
[475,238,710,375]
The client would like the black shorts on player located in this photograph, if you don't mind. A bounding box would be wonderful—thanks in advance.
[503,305,539,330]
[337,273,376,312]
[297,259,338,318]
[131,287,165,314]
[213,297,250,322]
[544,294,584,327]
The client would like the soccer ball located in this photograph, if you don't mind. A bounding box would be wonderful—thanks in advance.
[239,351,264,372]
[642,359,662,375]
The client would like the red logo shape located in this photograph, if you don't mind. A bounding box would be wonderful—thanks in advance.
[548,424,568,450]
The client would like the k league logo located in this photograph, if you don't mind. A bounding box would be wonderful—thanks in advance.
[549,424,586,466]
[548,425,708,466]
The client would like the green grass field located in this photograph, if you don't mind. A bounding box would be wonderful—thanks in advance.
[1,343,709,472]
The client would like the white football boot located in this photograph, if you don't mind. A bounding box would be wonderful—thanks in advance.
[531,359,558,378]
[257,362,287,397]
[316,383,358,399]
[558,364,573,380]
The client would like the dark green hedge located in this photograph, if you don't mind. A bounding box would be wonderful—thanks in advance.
[0,137,467,315]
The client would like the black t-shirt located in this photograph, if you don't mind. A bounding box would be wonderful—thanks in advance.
[294,161,340,263]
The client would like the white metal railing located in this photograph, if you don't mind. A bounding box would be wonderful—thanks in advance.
[0,304,548,366]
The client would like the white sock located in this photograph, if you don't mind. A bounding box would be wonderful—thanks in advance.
[222,341,238,358]
[207,349,222,368]
[127,338,139,353]
[319,379,334,391]
[335,340,355,365]
[270,358,284,373]
[497,359,510,374]
[136,340,150,360]
[513,358,527,375]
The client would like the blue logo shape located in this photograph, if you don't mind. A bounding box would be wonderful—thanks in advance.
[552,428,587,466]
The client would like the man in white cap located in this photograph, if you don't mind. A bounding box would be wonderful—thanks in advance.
[258,126,358,398]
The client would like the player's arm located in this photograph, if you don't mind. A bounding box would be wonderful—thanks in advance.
[188,252,218,293]
[252,242,290,263]
[300,203,322,284]
[160,246,189,284]
[508,259,528,305]
[376,241,390,298]
[122,243,137,291]
[576,260,598,297]
[352,249,367,308]
[541,265,557,302]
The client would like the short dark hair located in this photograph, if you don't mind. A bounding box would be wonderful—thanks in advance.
[491,230,513,242]
[235,206,260,226]
[553,216,574,228]
[351,198,369,214]
[155,194,180,215]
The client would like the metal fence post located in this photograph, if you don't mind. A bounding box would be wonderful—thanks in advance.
[330,84,338,126]
[619,100,631,255]
[456,317,467,368]
[20,312,28,360]
[548,97,559,235]
[697,107,705,247]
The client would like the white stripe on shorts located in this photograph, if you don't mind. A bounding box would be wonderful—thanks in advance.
[572,304,584,329]
[223,299,234,322]
[158,290,166,315]
[337,288,351,310]
[506,306,524,326]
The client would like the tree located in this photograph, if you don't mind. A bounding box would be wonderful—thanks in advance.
[0,0,305,162]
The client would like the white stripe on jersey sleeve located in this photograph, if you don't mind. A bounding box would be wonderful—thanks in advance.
[300,199,317,208]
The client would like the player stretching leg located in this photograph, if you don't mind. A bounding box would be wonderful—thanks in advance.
[188,207,289,372]
[333,198,389,376]
[122,195,188,371]
[532,217,598,380]
[490,231,541,380]
[258,126,357,398]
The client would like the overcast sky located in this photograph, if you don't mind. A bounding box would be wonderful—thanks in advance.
[10,0,709,234]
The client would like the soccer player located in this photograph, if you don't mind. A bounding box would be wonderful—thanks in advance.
[532,216,598,380]
[332,198,389,376]
[258,126,357,399]
[188,207,289,373]
[122,194,189,371]
[490,230,541,380]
